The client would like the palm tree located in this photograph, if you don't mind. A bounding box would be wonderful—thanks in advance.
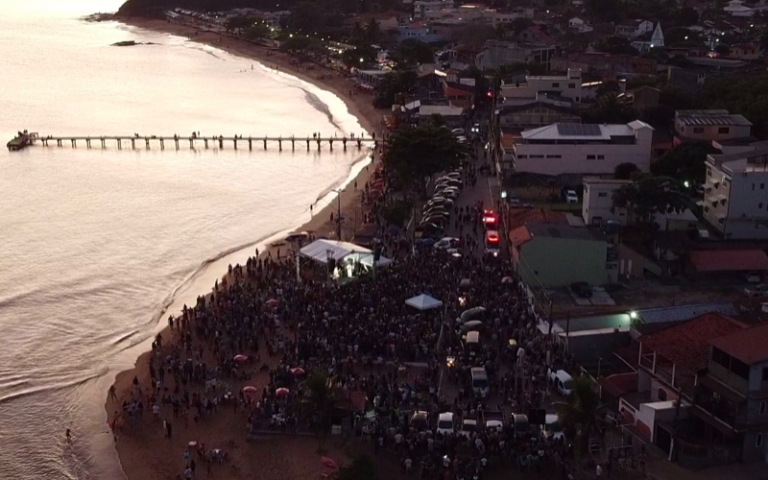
[299,371,341,445]
[553,374,610,458]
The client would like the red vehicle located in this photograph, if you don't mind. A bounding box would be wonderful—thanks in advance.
[482,209,498,228]
[485,230,501,257]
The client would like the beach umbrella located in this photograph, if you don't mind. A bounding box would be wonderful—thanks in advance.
[502,276,514,284]
[321,457,338,470]
[234,354,248,363]
[276,387,290,397]
[266,298,279,307]
[290,367,305,377]
[242,386,258,394]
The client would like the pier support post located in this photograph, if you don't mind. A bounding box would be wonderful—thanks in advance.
[204,139,209,149]
[145,138,150,149]
[234,139,238,150]
[306,139,310,151]
[329,139,333,151]
[316,139,321,151]
[263,139,267,150]
[131,139,136,149]
[71,139,76,148]
[357,139,362,149]
[160,139,165,150]
[278,139,282,151]
[174,139,179,150]
[218,137,223,149]
[118,139,122,150]
[86,138,91,149]
[291,139,295,151]
[342,138,347,151]
[248,138,252,151]
[189,139,194,149]
[57,139,62,147]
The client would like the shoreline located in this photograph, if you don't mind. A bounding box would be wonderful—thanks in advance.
[104,17,387,480]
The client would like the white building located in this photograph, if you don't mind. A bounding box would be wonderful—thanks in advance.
[703,147,768,239]
[568,17,593,34]
[582,177,631,227]
[724,0,755,17]
[513,121,654,176]
[414,0,455,19]
[501,68,586,105]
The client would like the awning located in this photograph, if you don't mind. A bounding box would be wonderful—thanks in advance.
[405,294,443,311]
[299,239,371,264]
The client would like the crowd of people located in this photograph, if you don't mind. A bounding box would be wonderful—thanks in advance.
[107,126,592,480]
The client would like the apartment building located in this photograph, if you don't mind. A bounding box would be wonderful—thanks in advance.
[501,68,585,105]
[703,147,768,239]
[582,177,631,226]
[476,40,557,71]
[512,121,654,176]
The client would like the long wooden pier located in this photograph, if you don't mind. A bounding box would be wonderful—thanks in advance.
[15,134,378,152]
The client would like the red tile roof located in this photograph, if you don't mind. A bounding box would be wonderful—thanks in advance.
[599,372,638,397]
[509,225,532,247]
[689,249,768,273]
[640,313,745,372]
[710,322,768,365]
[506,207,568,231]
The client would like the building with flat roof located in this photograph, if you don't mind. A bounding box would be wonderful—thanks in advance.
[513,121,653,176]
[703,147,768,239]
[674,109,753,143]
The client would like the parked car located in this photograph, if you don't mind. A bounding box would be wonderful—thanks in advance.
[564,189,578,204]
[540,414,564,442]
[745,272,763,284]
[548,369,574,396]
[437,412,456,435]
[745,284,768,297]
[459,418,477,438]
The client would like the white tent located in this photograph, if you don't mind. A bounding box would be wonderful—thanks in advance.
[405,294,443,311]
[299,239,392,266]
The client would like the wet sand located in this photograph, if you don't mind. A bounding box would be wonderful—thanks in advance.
[105,17,388,480]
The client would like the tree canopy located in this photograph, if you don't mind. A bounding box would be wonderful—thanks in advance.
[337,455,380,480]
[383,124,467,194]
[697,73,768,139]
[392,39,435,67]
[373,71,417,109]
[614,162,640,180]
[554,375,609,456]
[651,141,709,185]
[594,36,638,55]
[611,173,686,225]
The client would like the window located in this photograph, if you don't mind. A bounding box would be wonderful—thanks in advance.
[763,367,768,381]
[598,192,608,198]
[760,203,764,209]
[707,169,712,177]
[552,82,560,88]
[718,127,730,134]
[757,433,763,448]
[657,388,667,401]
[694,127,704,134]
[761,401,767,415]
[587,155,596,160]
[721,199,727,206]
[517,154,527,159]
[546,154,562,158]
[568,83,576,88]
[597,155,605,160]
[529,154,544,159]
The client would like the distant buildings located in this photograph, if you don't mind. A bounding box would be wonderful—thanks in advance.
[476,39,558,71]
[501,69,587,105]
[674,110,753,144]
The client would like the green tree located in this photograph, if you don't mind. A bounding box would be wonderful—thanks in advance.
[697,73,768,139]
[380,199,414,228]
[585,0,623,21]
[244,23,271,41]
[614,162,640,180]
[337,455,380,480]
[674,6,699,26]
[553,375,610,456]
[373,70,417,108]
[595,36,637,55]
[651,142,709,185]
[350,21,366,46]
[611,174,686,225]
[511,17,534,36]
[582,93,637,124]
[342,46,377,68]
[383,124,467,195]
[665,27,700,46]
[225,15,256,35]
[281,35,312,53]
[365,18,382,44]
[299,371,340,443]
[393,39,435,66]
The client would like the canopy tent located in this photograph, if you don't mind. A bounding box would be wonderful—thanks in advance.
[405,293,443,311]
[299,239,391,266]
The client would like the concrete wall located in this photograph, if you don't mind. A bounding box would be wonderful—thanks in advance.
[518,236,609,287]
[582,180,630,226]
[559,328,629,363]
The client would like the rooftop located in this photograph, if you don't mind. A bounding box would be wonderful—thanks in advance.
[710,322,768,365]
[636,302,740,324]
[689,249,768,273]
[521,121,651,141]
[707,146,768,174]
[640,312,745,372]
[676,109,752,127]
[526,223,604,241]
[506,207,568,231]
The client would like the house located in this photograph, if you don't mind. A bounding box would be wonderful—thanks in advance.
[476,40,558,71]
[614,19,654,39]
[510,223,611,287]
[513,121,654,177]
[674,110,753,143]
[692,322,768,463]
[687,249,768,278]
[568,17,593,34]
[498,101,582,130]
[724,0,755,17]
[550,52,657,77]
[582,177,632,227]
[617,86,661,111]
[500,131,516,172]
[623,313,746,460]
[631,22,664,53]
[416,104,465,126]
[413,0,455,20]
[501,68,585,105]
[701,147,768,239]
[729,44,760,60]
[398,22,443,42]
[441,79,475,108]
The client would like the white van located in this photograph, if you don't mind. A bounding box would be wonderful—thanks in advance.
[549,369,574,396]
[470,367,489,398]
[437,412,456,435]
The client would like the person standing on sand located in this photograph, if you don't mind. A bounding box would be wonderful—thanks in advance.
[65,429,72,443]
[109,385,117,401]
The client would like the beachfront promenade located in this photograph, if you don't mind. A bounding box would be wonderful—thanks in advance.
[8,132,378,152]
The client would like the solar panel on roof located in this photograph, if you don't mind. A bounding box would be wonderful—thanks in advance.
[557,123,601,136]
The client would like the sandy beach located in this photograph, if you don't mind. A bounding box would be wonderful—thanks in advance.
[105,17,389,480]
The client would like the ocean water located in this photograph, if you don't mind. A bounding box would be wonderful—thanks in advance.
[0,1,368,478]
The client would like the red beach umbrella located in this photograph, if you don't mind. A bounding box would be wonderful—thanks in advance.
[276,387,290,397]
[242,385,258,394]
[234,354,248,363]
[290,367,305,376]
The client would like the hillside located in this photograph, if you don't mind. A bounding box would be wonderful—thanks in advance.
[116,0,301,17]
